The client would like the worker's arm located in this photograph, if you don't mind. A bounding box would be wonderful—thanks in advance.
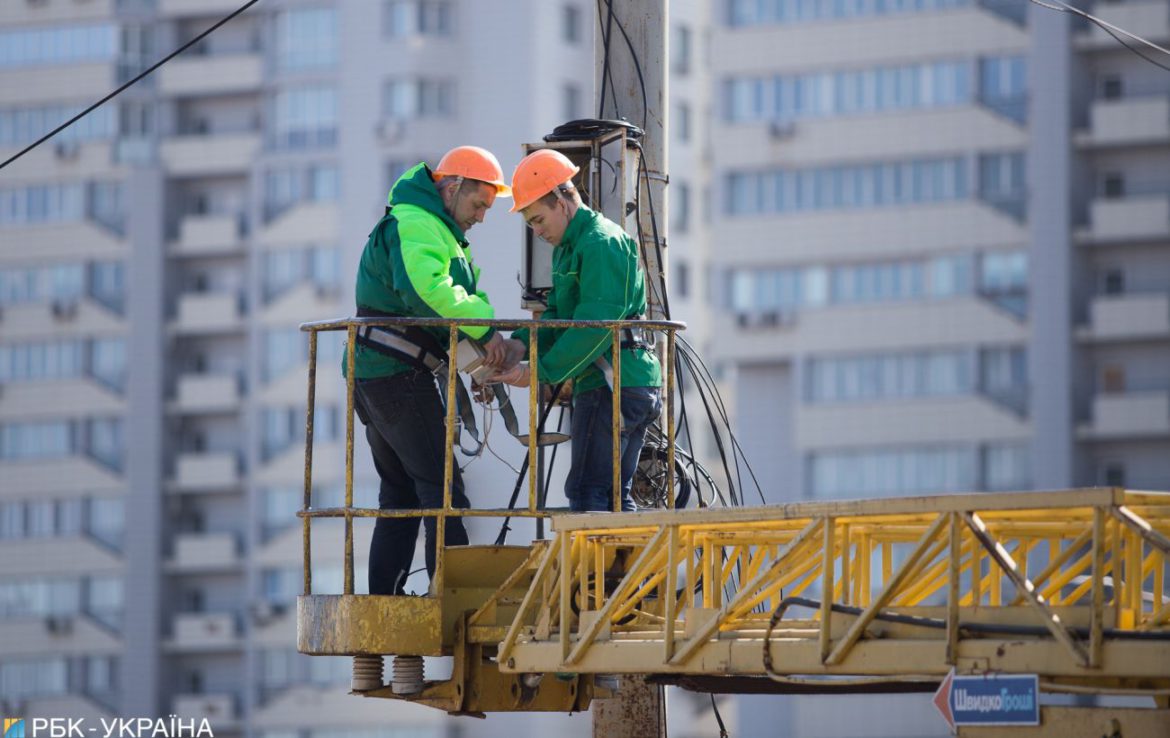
[533,239,630,384]
[392,210,496,341]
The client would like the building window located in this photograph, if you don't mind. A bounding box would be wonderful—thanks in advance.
[277,7,337,71]
[0,183,86,227]
[673,181,691,233]
[271,86,338,150]
[806,350,975,404]
[725,156,969,217]
[88,418,124,471]
[978,55,1027,122]
[979,250,1028,315]
[723,59,972,123]
[562,83,581,121]
[978,151,1026,219]
[563,4,582,43]
[727,0,971,26]
[671,25,692,76]
[984,444,1031,491]
[384,0,453,38]
[0,103,115,147]
[0,24,117,68]
[674,259,690,299]
[0,659,68,699]
[809,446,978,498]
[675,102,692,142]
[980,346,1027,411]
[384,78,454,119]
[0,421,73,460]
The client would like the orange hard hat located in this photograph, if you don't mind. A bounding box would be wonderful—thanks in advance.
[433,146,512,197]
[509,149,580,213]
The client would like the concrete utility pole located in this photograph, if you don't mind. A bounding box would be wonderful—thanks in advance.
[596,0,669,322]
[592,0,669,734]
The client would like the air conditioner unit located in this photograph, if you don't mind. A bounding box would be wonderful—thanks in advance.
[376,118,405,144]
[768,120,796,141]
[44,615,74,635]
[54,140,81,161]
[315,283,341,300]
[51,299,79,321]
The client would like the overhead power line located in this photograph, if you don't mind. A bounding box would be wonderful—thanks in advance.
[1026,0,1170,74]
[0,0,263,172]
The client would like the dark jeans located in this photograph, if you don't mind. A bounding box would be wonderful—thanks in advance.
[565,386,662,512]
[355,369,469,595]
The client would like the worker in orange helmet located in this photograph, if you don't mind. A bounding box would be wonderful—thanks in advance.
[349,145,523,595]
[488,149,662,512]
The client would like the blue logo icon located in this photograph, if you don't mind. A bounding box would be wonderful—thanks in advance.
[3,719,25,738]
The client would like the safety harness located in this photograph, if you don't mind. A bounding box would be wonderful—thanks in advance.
[354,306,574,453]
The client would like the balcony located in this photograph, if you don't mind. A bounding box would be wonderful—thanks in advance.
[171,214,245,257]
[157,54,262,96]
[160,133,261,177]
[168,612,241,651]
[1079,2,1169,49]
[172,292,243,335]
[172,451,241,492]
[173,695,237,728]
[1076,195,1170,244]
[173,373,240,415]
[168,532,241,572]
[1079,96,1170,148]
[1080,390,1170,439]
[160,0,249,16]
[1080,293,1170,341]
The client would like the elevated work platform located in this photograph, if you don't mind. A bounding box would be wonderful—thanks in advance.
[298,488,1170,715]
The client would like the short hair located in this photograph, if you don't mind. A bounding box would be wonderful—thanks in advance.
[435,175,495,199]
[536,182,582,210]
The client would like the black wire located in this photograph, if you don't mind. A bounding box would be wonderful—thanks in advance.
[596,0,620,119]
[1090,14,1170,73]
[710,694,730,738]
[1025,0,1170,74]
[495,380,567,545]
[541,405,567,506]
[0,0,263,171]
[598,0,650,132]
[678,338,766,504]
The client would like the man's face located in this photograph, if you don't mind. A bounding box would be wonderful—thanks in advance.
[522,197,570,246]
[445,180,497,233]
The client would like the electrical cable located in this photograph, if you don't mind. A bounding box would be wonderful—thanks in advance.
[1025,0,1170,73]
[710,694,730,738]
[762,595,1170,680]
[495,380,568,545]
[0,0,263,171]
[597,0,650,132]
[596,0,620,119]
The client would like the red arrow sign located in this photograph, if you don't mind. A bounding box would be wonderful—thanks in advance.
[933,668,956,734]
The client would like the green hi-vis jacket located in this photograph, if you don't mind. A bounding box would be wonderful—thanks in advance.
[347,163,497,380]
[512,205,662,395]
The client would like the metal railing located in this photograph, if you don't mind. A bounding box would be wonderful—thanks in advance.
[297,316,686,598]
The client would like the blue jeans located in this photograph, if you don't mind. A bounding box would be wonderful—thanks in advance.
[355,369,470,595]
[565,386,662,512]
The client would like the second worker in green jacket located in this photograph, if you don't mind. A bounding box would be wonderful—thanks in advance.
[490,149,662,512]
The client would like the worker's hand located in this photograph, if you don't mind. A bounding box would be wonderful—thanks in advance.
[487,363,531,388]
[500,338,527,371]
[481,333,508,369]
[470,379,494,405]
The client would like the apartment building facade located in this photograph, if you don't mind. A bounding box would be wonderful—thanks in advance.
[707,0,1170,735]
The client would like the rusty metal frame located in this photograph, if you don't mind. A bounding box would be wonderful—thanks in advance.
[298,315,685,601]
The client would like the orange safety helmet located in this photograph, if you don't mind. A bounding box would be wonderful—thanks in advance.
[509,149,580,213]
[432,146,512,197]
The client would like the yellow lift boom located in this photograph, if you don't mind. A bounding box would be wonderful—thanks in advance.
[296,317,1170,734]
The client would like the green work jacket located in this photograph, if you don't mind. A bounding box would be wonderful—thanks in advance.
[512,205,662,395]
[347,163,496,379]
